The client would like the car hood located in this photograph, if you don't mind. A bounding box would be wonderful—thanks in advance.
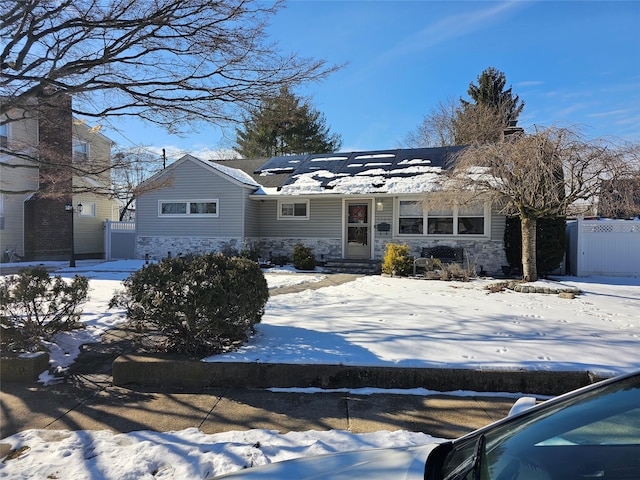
[210,443,440,480]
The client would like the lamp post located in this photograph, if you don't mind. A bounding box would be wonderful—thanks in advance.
[64,202,82,267]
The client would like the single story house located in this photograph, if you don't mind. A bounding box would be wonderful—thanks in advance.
[135,148,509,274]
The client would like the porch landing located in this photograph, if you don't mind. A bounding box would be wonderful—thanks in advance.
[322,258,381,275]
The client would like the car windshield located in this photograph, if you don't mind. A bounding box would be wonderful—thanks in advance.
[440,373,640,480]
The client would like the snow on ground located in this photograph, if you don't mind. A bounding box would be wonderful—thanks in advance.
[17,259,637,378]
[207,274,639,378]
[1,260,639,478]
[0,428,438,479]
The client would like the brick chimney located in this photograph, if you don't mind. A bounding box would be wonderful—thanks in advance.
[502,120,524,142]
[24,94,74,260]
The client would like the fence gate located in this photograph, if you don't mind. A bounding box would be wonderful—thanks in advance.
[104,220,136,260]
[567,218,640,276]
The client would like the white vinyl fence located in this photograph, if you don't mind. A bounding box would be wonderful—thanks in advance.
[567,218,640,276]
[104,220,136,260]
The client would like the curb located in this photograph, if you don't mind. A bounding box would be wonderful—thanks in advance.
[113,354,608,396]
[1,352,49,382]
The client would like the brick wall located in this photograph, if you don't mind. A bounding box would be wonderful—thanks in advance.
[24,95,73,260]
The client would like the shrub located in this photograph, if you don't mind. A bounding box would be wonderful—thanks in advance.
[0,267,89,353]
[239,242,261,262]
[504,216,566,277]
[439,262,472,281]
[381,243,412,276]
[270,254,290,267]
[110,253,269,357]
[292,243,316,271]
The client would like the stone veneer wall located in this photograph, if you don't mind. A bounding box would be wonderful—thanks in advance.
[138,235,506,274]
[137,236,247,261]
[374,238,507,276]
[249,237,343,263]
[137,236,343,263]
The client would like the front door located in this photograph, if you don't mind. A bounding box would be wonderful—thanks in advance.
[345,201,371,259]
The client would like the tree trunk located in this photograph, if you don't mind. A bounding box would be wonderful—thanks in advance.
[521,216,538,282]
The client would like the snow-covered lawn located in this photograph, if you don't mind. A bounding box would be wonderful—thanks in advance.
[1,260,638,479]
[209,274,639,377]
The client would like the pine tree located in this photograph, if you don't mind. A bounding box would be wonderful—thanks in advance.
[234,87,342,158]
[456,67,525,144]
[405,68,524,147]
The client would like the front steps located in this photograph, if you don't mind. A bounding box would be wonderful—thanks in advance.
[322,258,381,275]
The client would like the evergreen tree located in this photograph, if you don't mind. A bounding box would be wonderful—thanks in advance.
[456,67,525,144]
[405,68,524,147]
[234,87,342,158]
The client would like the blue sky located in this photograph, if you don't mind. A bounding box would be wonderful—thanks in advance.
[107,0,640,159]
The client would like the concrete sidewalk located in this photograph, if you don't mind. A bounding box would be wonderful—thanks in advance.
[0,373,515,445]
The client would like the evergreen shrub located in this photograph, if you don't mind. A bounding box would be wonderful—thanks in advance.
[381,243,412,276]
[504,216,567,277]
[292,243,316,270]
[110,253,269,357]
[0,267,89,353]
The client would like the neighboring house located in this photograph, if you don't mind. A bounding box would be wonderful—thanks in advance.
[136,148,509,274]
[0,96,119,261]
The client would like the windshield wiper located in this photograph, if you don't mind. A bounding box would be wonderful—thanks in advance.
[470,434,486,480]
[445,434,486,480]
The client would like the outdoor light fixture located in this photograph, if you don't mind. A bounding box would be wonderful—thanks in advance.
[376,200,384,212]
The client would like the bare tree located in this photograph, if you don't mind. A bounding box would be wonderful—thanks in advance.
[403,98,459,148]
[446,126,639,282]
[452,103,507,146]
[1,0,335,129]
[1,0,338,195]
[111,147,170,220]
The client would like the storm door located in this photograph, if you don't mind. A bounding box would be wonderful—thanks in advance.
[345,201,372,259]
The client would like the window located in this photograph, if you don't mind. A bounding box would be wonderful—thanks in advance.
[278,200,309,220]
[457,204,485,235]
[397,199,486,236]
[440,374,640,480]
[159,200,219,217]
[0,123,9,148]
[399,200,423,234]
[427,207,454,234]
[161,202,187,215]
[73,139,89,162]
[78,202,96,217]
[190,202,217,215]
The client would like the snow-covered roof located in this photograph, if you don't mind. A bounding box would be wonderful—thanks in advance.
[207,159,261,187]
[253,147,466,196]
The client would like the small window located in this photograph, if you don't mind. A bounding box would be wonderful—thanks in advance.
[161,202,187,215]
[73,140,89,162]
[190,202,217,215]
[278,200,309,220]
[0,123,9,148]
[159,200,219,217]
[78,202,96,217]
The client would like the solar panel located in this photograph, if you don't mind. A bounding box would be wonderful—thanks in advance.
[257,146,468,190]
[255,154,307,174]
